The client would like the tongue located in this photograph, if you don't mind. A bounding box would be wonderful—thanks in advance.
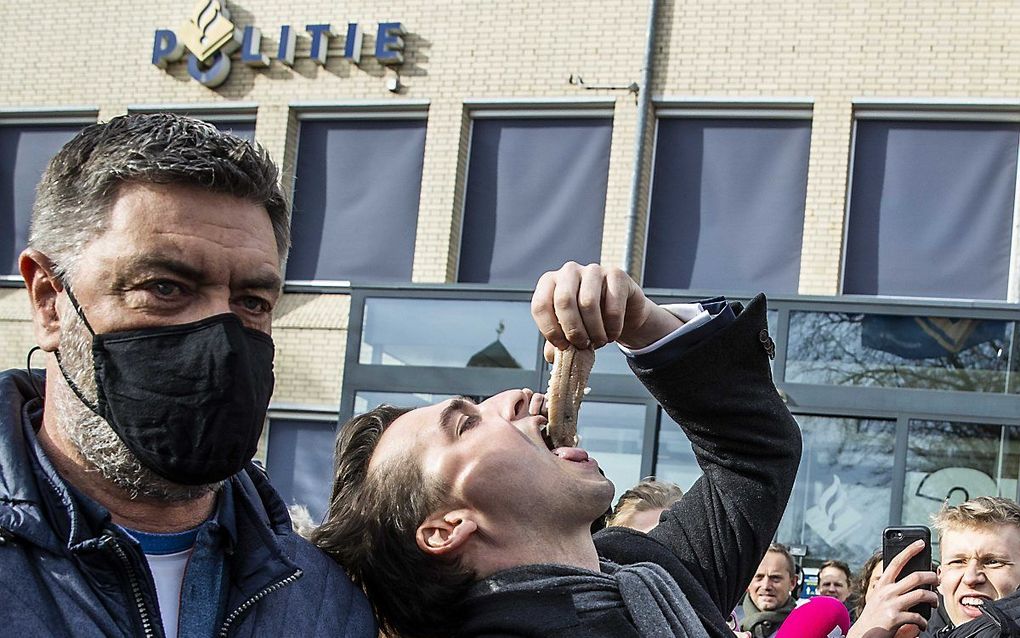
[553,447,589,462]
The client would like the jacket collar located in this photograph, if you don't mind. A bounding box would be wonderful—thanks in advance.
[0,368,72,554]
[0,368,299,596]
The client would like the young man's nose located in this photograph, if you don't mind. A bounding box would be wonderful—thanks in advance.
[483,389,532,420]
[962,561,986,585]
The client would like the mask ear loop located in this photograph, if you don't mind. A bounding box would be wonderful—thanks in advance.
[25,346,45,399]
[61,283,96,336]
[51,281,101,413]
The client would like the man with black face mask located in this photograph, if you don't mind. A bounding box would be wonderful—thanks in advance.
[0,113,375,637]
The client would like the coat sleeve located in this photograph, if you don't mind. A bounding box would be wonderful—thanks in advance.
[631,294,802,616]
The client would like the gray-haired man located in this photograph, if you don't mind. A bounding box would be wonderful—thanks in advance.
[0,113,374,637]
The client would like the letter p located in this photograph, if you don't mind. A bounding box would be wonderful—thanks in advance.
[152,29,184,68]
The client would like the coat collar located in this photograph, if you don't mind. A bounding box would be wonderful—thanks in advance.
[0,368,299,597]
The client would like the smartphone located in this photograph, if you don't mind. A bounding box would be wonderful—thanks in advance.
[882,525,933,620]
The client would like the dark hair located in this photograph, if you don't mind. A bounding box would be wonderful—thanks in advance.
[312,405,475,637]
[853,551,883,618]
[819,559,852,583]
[29,112,290,282]
[766,542,797,577]
[606,477,684,528]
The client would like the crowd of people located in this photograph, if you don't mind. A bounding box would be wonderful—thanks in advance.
[607,481,1020,638]
[0,113,1018,638]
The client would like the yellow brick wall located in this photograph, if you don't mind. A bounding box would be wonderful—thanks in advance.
[2,0,1017,405]
[0,290,36,373]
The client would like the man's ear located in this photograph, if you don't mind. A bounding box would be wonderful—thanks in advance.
[416,510,478,557]
[19,249,64,352]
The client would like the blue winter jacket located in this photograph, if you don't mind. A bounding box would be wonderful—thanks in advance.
[0,368,376,638]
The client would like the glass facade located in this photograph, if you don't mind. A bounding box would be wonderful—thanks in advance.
[458,116,612,285]
[776,416,897,567]
[0,122,89,277]
[576,401,647,498]
[265,417,338,522]
[786,311,1017,393]
[288,117,427,284]
[328,290,1020,569]
[844,119,1019,300]
[359,298,537,369]
[902,420,1020,544]
[354,390,458,413]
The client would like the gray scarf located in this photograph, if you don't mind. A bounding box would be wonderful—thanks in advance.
[740,594,796,637]
[468,560,710,638]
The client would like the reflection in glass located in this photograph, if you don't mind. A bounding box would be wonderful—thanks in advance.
[354,391,457,415]
[902,421,1020,540]
[359,298,536,369]
[577,402,646,501]
[654,412,702,491]
[786,312,1014,393]
[776,416,896,567]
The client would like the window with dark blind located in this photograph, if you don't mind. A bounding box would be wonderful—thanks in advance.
[286,117,427,284]
[844,119,1019,300]
[457,117,612,285]
[644,117,811,294]
[1,123,88,277]
[210,119,255,141]
[265,417,337,522]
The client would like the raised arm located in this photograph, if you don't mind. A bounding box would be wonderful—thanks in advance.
[634,293,801,614]
[531,262,802,617]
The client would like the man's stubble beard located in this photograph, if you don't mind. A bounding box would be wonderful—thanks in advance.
[54,299,220,502]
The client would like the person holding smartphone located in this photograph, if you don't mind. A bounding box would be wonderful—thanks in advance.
[847,539,938,638]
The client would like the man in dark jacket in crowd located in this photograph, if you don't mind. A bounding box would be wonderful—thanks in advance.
[314,261,803,637]
[0,113,374,637]
[740,543,800,637]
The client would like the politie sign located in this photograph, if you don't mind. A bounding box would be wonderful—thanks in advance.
[152,0,406,88]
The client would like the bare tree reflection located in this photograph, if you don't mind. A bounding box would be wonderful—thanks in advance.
[787,313,1012,393]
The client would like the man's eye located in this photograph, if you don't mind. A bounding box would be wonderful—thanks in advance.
[239,296,270,313]
[459,416,479,435]
[149,280,182,297]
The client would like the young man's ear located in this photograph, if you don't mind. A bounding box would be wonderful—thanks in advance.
[19,249,64,352]
[416,510,478,557]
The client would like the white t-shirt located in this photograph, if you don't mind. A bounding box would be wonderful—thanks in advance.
[144,548,193,638]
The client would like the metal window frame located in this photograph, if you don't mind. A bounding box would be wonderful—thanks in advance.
[291,99,431,121]
[126,103,259,124]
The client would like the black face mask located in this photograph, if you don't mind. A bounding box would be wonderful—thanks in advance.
[56,287,275,485]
